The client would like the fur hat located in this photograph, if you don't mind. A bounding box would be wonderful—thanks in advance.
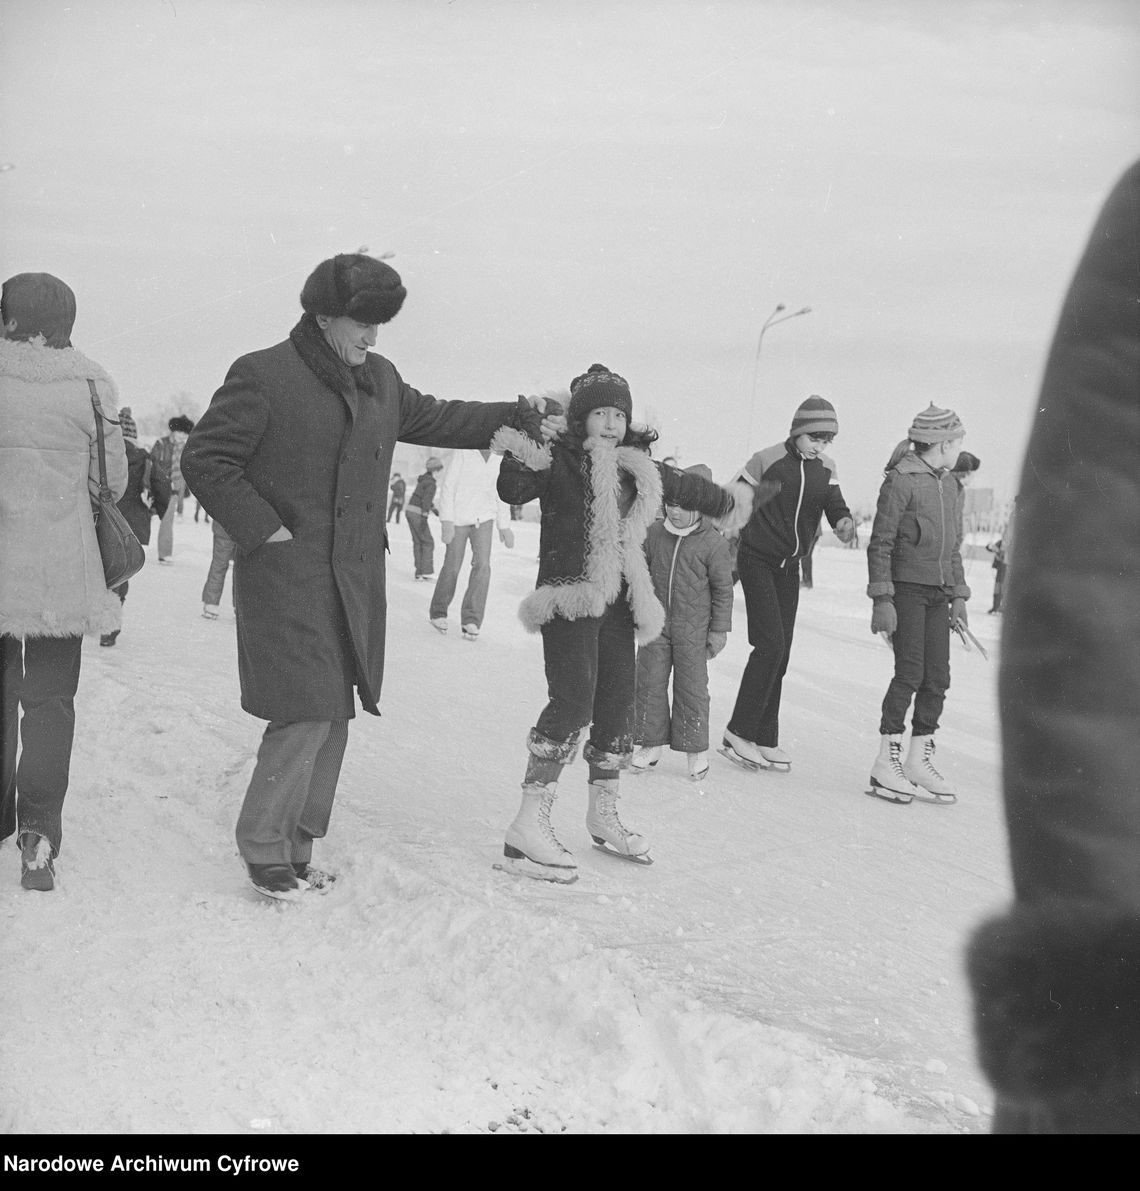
[568,364,633,425]
[168,414,194,435]
[952,450,981,474]
[789,395,838,438]
[300,253,406,325]
[908,403,965,444]
[1,272,77,349]
[118,407,137,440]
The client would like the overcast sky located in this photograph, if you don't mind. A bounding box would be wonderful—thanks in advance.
[2,0,1136,508]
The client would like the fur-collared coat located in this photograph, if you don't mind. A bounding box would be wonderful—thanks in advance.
[493,429,743,645]
[182,331,524,722]
[0,338,128,637]
[967,160,1140,1133]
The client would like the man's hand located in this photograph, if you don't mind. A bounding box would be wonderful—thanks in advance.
[706,630,727,659]
[265,525,293,544]
[871,598,896,638]
[834,516,855,544]
[950,597,969,631]
[499,526,515,549]
[441,520,455,546]
[525,394,567,443]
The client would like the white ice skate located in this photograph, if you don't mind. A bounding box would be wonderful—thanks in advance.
[758,745,791,773]
[629,745,663,774]
[686,751,709,782]
[903,733,958,804]
[499,783,578,884]
[866,734,919,804]
[718,729,773,772]
[586,780,652,864]
[429,617,448,634]
[461,623,480,641]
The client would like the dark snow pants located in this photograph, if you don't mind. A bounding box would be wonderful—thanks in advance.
[634,634,711,753]
[405,507,435,577]
[0,633,83,858]
[878,581,952,736]
[727,551,800,748]
[236,719,349,867]
[526,599,636,783]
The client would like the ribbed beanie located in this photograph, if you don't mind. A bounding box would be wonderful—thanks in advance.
[568,364,633,425]
[908,403,965,444]
[789,395,838,437]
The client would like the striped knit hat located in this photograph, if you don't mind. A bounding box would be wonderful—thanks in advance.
[789,395,838,438]
[118,407,138,440]
[568,364,633,425]
[908,403,965,444]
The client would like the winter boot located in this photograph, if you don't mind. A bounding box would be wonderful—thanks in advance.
[903,733,958,804]
[247,862,304,902]
[686,751,709,782]
[99,631,119,647]
[630,745,662,774]
[867,734,919,804]
[19,833,55,892]
[586,780,652,863]
[758,745,791,772]
[719,729,772,771]
[293,862,338,891]
[502,783,578,883]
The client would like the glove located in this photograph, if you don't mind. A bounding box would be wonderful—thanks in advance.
[706,631,727,659]
[950,597,968,630]
[871,598,897,637]
[441,520,455,546]
[834,516,855,545]
[499,526,515,549]
[518,394,567,443]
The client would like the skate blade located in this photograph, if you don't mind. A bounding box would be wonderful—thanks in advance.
[591,839,654,865]
[910,789,958,805]
[716,745,767,773]
[687,767,709,783]
[493,854,579,885]
[628,762,657,776]
[864,781,914,805]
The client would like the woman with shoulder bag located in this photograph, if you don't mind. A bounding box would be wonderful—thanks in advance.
[0,273,128,890]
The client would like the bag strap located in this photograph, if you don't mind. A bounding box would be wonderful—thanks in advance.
[87,379,115,502]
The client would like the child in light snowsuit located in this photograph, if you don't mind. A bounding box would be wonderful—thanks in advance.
[722,396,855,772]
[631,464,735,783]
[493,365,760,883]
[866,403,970,804]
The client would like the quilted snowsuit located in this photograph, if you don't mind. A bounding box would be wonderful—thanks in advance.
[966,160,1140,1133]
[634,519,734,753]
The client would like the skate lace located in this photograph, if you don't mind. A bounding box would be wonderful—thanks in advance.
[919,740,945,778]
[889,741,908,778]
[595,794,632,839]
[536,797,571,855]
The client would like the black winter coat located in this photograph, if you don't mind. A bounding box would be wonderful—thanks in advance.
[406,471,437,513]
[182,331,526,721]
[967,160,1140,1133]
[116,440,171,544]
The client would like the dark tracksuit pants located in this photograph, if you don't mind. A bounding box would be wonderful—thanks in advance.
[1,633,84,857]
[878,581,952,736]
[526,597,637,783]
[405,506,435,577]
[727,550,800,748]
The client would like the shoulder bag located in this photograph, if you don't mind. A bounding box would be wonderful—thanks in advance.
[88,380,146,588]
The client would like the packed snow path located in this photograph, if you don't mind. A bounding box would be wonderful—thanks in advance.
[1,517,1009,1133]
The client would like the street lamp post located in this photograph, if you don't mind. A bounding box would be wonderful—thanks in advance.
[746,303,812,454]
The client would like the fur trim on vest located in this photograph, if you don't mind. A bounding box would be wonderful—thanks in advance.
[492,427,666,645]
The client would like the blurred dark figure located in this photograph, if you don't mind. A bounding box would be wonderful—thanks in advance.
[986,538,1007,614]
[950,450,981,491]
[967,160,1140,1134]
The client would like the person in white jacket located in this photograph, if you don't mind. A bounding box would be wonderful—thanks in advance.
[0,272,128,891]
[428,449,515,639]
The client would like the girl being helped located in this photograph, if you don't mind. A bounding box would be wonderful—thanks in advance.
[492,364,763,883]
[866,403,970,804]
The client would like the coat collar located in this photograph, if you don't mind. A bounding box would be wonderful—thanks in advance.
[0,337,116,398]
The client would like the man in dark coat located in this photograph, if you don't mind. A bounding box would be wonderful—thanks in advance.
[182,252,550,901]
[967,160,1140,1133]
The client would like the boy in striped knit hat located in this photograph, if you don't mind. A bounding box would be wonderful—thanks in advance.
[866,403,970,804]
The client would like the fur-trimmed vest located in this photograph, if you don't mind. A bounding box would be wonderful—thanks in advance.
[494,428,740,646]
[0,338,128,637]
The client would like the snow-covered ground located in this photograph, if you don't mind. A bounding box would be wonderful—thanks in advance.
[1,516,1010,1135]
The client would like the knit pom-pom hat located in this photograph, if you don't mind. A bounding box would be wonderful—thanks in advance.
[567,364,633,425]
[908,403,965,444]
[300,253,406,325]
[789,395,838,438]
